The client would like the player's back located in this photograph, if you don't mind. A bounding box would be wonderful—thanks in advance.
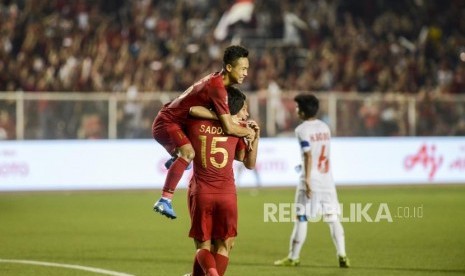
[160,72,229,123]
[187,119,244,194]
[295,119,335,192]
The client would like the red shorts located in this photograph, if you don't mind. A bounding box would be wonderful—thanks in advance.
[152,114,190,155]
[188,193,237,242]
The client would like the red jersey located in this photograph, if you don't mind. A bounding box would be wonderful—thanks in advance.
[159,72,230,124]
[187,119,247,194]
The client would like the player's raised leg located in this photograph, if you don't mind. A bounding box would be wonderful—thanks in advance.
[153,123,195,219]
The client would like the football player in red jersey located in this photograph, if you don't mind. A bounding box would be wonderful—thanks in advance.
[152,45,255,219]
[185,86,259,276]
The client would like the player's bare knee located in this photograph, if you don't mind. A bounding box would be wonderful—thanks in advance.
[225,237,235,252]
[214,238,235,255]
[229,240,235,251]
[179,145,195,161]
[195,239,211,251]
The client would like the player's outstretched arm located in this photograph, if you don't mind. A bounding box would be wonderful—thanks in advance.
[219,113,255,139]
[189,106,219,120]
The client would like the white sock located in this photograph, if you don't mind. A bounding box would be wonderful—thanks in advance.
[328,220,346,256]
[161,197,172,202]
[288,221,307,260]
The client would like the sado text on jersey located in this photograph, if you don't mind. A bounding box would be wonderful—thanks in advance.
[199,124,225,135]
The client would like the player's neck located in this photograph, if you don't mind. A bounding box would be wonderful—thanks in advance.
[221,70,232,86]
[306,117,317,122]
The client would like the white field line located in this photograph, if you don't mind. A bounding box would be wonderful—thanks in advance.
[0,259,135,276]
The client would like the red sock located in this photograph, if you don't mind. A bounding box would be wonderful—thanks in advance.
[214,253,229,276]
[162,158,189,196]
[196,249,218,276]
[192,256,203,276]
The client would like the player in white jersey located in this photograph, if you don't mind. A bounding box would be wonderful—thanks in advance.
[274,93,350,268]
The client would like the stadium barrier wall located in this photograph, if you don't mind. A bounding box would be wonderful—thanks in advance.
[2,92,465,140]
[0,137,464,191]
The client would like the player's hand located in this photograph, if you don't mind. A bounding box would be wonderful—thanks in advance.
[247,120,260,146]
[304,180,312,198]
[245,127,255,141]
[305,187,312,198]
[247,120,260,133]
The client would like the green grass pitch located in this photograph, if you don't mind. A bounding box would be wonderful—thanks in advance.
[1,185,465,276]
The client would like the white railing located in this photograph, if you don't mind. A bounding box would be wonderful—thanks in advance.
[0,91,464,140]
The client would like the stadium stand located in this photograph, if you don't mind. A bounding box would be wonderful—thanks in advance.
[0,0,464,139]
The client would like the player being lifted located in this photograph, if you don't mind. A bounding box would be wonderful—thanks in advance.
[274,93,350,268]
[152,45,255,219]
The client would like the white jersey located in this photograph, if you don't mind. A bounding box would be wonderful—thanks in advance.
[295,119,336,192]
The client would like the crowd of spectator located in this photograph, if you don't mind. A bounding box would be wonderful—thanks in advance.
[1,0,463,94]
[0,0,464,139]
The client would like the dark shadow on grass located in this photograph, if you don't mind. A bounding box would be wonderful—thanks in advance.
[233,262,465,274]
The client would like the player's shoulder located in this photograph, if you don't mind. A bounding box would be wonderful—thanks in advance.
[295,120,308,131]
[314,119,330,128]
[193,72,217,86]
[295,119,330,133]
[201,71,221,83]
[295,119,316,130]
[208,72,225,88]
[294,122,308,138]
[313,120,331,135]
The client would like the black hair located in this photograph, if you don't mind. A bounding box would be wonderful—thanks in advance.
[223,45,249,68]
[226,86,246,115]
[294,93,319,119]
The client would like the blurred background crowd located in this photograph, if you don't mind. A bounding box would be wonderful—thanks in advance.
[0,0,464,139]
